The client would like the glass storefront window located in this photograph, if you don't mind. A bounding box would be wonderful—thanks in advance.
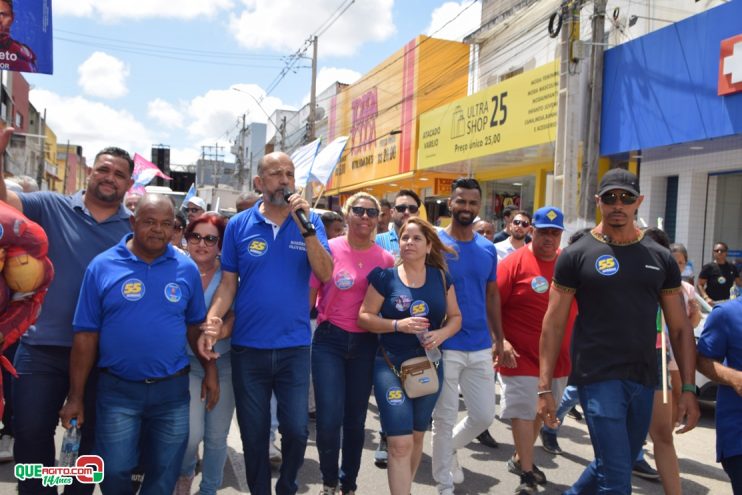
[481,175,535,230]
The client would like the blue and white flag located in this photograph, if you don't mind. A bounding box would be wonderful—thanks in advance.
[309,136,349,186]
[182,183,196,207]
[291,139,321,188]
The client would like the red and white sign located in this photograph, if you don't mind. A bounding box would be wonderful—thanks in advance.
[719,34,742,96]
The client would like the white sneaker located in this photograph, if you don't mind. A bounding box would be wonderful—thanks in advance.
[452,451,464,484]
[0,435,13,462]
[269,441,282,464]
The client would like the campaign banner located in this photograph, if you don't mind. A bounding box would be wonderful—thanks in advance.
[1,0,53,74]
[291,139,321,188]
[309,136,348,186]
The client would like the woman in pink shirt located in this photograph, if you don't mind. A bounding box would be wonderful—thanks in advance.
[310,192,394,495]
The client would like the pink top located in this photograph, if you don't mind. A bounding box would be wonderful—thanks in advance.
[656,281,697,348]
[311,236,395,333]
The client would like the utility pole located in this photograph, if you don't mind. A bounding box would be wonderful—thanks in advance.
[35,109,46,189]
[553,1,584,229]
[308,35,318,143]
[237,114,246,191]
[578,0,607,223]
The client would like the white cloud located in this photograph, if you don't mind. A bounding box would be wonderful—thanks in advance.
[55,0,234,21]
[78,52,130,99]
[229,0,395,57]
[148,98,185,129]
[30,90,154,159]
[425,1,481,41]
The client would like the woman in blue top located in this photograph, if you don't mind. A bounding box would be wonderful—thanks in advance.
[359,217,462,495]
[176,213,234,495]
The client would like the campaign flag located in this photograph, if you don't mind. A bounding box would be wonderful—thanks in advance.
[132,153,172,188]
[308,136,349,186]
[3,0,53,74]
[291,139,321,188]
[182,183,197,207]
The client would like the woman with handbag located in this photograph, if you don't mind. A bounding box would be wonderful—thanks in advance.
[359,217,462,495]
[310,192,395,495]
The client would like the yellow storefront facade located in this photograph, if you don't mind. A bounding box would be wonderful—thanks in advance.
[324,36,470,206]
[418,60,560,225]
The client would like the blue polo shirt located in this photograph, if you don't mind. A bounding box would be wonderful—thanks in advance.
[697,297,742,462]
[19,191,132,347]
[438,230,497,351]
[375,229,399,256]
[221,201,330,348]
[73,235,206,381]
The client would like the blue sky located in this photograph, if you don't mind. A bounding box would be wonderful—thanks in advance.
[23,0,481,164]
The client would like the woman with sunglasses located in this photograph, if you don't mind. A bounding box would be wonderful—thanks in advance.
[359,217,462,495]
[175,214,234,495]
[310,192,395,495]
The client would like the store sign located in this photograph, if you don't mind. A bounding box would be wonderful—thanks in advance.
[418,61,559,169]
[433,178,454,196]
[719,34,742,96]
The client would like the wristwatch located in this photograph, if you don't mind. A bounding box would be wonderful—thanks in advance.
[681,383,699,396]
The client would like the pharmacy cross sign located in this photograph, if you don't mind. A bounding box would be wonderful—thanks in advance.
[718,34,742,96]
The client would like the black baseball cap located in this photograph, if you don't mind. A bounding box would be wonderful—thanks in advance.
[598,169,640,196]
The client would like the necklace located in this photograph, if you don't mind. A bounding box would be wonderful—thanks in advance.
[199,264,217,277]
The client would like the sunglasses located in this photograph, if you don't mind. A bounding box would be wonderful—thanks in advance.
[394,204,419,214]
[714,249,727,253]
[600,191,638,205]
[350,206,380,218]
[512,219,530,228]
[186,233,219,247]
[185,207,203,214]
[173,225,184,232]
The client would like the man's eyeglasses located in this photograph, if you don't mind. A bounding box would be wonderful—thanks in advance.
[185,207,203,214]
[600,191,638,205]
[714,249,727,253]
[350,206,380,218]
[173,225,184,232]
[394,204,419,214]
[186,233,219,247]
[512,219,530,228]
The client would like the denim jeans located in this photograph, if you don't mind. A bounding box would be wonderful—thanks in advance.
[180,354,235,495]
[312,322,377,492]
[374,348,443,436]
[542,384,580,435]
[13,342,98,495]
[95,371,189,495]
[721,454,742,494]
[566,379,654,495]
[231,345,310,495]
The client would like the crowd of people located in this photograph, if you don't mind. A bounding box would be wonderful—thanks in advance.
[0,124,739,495]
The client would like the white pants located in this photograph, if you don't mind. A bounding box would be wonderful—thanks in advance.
[432,348,496,491]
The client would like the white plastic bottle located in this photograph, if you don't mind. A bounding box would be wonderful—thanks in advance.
[59,419,80,467]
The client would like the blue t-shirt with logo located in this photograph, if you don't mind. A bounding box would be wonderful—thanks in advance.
[697,297,742,462]
[20,191,132,346]
[220,201,330,348]
[368,265,452,355]
[73,234,206,381]
[438,230,497,352]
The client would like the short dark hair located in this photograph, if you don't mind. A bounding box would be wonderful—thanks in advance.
[644,227,670,249]
[396,189,421,207]
[502,205,517,218]
[512,209,531,222]
[321,211,343,230]
[451,177,481,195]
[380,198,392,209]
[94,147,134,174]
[174,211,187,229]
[714,241,729,251]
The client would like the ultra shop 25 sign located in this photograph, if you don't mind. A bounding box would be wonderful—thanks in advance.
[417,61,559,169]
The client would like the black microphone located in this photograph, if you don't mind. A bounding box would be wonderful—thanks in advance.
[284,191,315,234]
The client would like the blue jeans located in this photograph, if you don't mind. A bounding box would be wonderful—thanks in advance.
[721,454,742,494]
[312,322,377,492]
[180,355,235,495]
[374,348,443,436]
[231,345,310,495]
[542,384,580,435]
[566,379,654,495]
[95,371,189,495]
[13,342,98,495]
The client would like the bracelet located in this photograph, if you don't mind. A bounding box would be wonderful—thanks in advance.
[393,320,398,333]
[537,390,552,396]
[681,383,699,395]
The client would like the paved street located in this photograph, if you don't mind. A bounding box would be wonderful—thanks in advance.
[0,393,732,494]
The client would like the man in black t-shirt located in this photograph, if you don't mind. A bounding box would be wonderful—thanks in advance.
[537,169,700,494]
[698,242,741,304]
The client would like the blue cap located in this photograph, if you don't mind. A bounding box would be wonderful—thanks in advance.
[532,206,564,230]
